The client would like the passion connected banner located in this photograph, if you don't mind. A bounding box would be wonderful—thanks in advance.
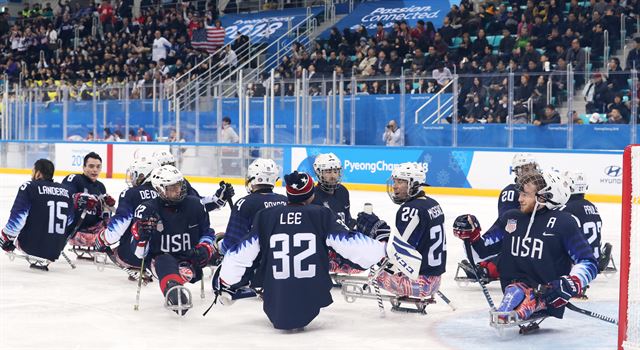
[322,0,450,37]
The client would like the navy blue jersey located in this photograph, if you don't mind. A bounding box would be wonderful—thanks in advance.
[61,173,107,228]
[220,189,287,254]
[471,208,598,317]
[498,183,519,217]
[220,204,385,330]
[3,180,75,261]
[311,184,353,227]
[395,196,447,276]
[563,194,603,260]
[103,183,158,247]
[132,195,214,259]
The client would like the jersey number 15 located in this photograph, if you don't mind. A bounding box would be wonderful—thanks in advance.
[47,201,68,235]
[270,233,316,280]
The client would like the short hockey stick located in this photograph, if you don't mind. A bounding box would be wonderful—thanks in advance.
[565,302,617,325]
[436,290,457,311]
[464,240,496,310]
[61,209,89,269]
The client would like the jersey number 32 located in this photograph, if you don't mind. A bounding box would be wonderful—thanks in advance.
[270,233,316,280]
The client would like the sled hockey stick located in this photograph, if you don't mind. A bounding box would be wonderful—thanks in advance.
[463,240,496,310]
[134,243,148,311]
[565,302,618,325]
[436,291,457,311]
[61,209,89,269]
[368,259,387,317]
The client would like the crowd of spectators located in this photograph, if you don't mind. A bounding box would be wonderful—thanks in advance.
[0,0,240,101]
[270,0,640,124]
[2,0,640,125]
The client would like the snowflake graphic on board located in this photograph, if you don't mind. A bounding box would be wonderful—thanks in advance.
[437,170,450,186]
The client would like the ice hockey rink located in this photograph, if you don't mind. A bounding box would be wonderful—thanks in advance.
[0,175,621,350]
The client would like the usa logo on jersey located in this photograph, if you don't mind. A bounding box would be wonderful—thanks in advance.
[505,219,517,234]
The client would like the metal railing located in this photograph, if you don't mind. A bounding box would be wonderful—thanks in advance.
[415,79,455,124]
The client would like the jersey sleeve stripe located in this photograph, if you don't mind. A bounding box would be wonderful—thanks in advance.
[220,234,261,287]
[326,232,385,269]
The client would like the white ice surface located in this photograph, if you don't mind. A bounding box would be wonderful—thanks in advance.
[0,175,622,350]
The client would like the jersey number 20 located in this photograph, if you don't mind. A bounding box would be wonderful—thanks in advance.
[270,233,316,279]
[47,201,68,235]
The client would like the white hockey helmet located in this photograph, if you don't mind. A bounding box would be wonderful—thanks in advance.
[537,171,571,209]
[152,150,176,167]
[387,162,427,204]
[313,153,343,192]
[126,155,160,188]
[150,165,187,204]
[246,158,279,193]
[561,170,589,195]
[511,153,539,178]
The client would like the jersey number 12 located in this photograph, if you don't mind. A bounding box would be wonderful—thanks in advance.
[47,201,68,235]
[270,233,316,279]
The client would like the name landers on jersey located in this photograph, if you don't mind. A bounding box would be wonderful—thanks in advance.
[35,184,70,198]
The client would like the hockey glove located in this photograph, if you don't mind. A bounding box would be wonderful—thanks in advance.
[73,193,99,211]
[542,275,582,309]
[131,214,159,242]
[212,265,239,306]
[0,230,16,252]
[94,231,110,252]
[452,214,481,242]
[213,181,235,207]
[189,242,214,267]
[356,211,391,241]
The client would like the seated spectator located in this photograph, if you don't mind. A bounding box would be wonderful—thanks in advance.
[432,62,452,86]
[608,94,631,121]
[533,104,561,125]
[607,58,629,91]
[607,108,627,124]
[583,73,609,113]
[627,38,640,70]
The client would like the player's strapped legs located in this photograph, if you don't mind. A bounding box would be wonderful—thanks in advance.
[374,270,442,299]
[496,282,546,322]
[68,222,107,247]
[329,250,363,274]
[153,254,192,315]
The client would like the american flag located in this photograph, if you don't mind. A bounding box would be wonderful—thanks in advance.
[191,25,225,54]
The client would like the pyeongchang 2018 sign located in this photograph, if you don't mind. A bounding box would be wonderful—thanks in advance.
[328,0,450,36]
[221,7,324,44]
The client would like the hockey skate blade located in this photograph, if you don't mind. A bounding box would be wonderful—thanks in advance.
[7,251,51,267]
[164,285,193,317]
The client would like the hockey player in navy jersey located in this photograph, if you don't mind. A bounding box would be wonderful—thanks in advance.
[457,153,541,284]
[152,150,234,212]
[453,171,598,324]
[219,158,287,255]
[1,159,83,269]
[374,162,446,298]
[214,171,386,330]
[94,155,160,272]
[311,153,363,274]
[562,170,613,273]
[61,152,116,255]
[131,165,215,315]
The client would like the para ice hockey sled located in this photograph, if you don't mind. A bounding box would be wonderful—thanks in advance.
[338,274,436,315]
[454,259,498,287]
[6,251,52,271]
[489,309,548,336]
